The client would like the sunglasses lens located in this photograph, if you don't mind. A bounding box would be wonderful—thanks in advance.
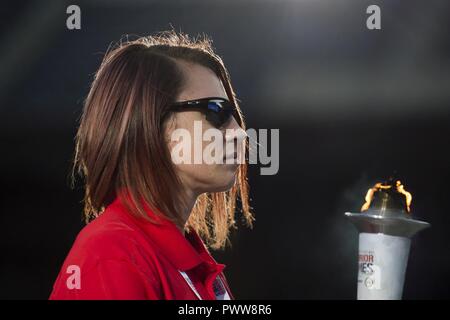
[206,101,234,127]
[207,102,221,112]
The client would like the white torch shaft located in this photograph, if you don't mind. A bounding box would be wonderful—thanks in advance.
[357,233,411,300]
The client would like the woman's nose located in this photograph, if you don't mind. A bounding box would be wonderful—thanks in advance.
[224,117,247,142]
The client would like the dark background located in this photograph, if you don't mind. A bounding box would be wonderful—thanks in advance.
[1,0,449,299]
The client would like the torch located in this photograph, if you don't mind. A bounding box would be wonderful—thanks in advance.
[345,178,430,300]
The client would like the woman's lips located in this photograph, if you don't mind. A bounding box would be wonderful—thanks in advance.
[223,151,238,163]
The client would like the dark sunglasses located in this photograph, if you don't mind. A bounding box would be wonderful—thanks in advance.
[167,97,238,128]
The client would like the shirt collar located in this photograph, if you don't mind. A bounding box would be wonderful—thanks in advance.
[109,195,222,272]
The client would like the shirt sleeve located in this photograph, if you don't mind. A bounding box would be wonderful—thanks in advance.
[50,259,161,300]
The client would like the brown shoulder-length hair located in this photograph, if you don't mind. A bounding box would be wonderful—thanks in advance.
[73,31,253,249]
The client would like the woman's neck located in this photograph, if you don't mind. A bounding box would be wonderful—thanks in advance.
[176,188,199,236]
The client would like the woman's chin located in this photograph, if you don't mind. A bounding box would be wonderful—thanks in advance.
[209,172,237,193]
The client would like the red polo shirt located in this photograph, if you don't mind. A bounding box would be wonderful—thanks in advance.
[49,196,234,300]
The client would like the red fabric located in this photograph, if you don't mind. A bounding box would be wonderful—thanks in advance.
[49,196,234,300]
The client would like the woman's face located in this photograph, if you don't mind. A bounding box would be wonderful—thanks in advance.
[165,60,245,196]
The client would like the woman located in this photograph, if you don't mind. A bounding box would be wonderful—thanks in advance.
[50,31,253,300]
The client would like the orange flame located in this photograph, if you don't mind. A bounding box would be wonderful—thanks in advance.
[361,180,412,213]
[396,180,412,212]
